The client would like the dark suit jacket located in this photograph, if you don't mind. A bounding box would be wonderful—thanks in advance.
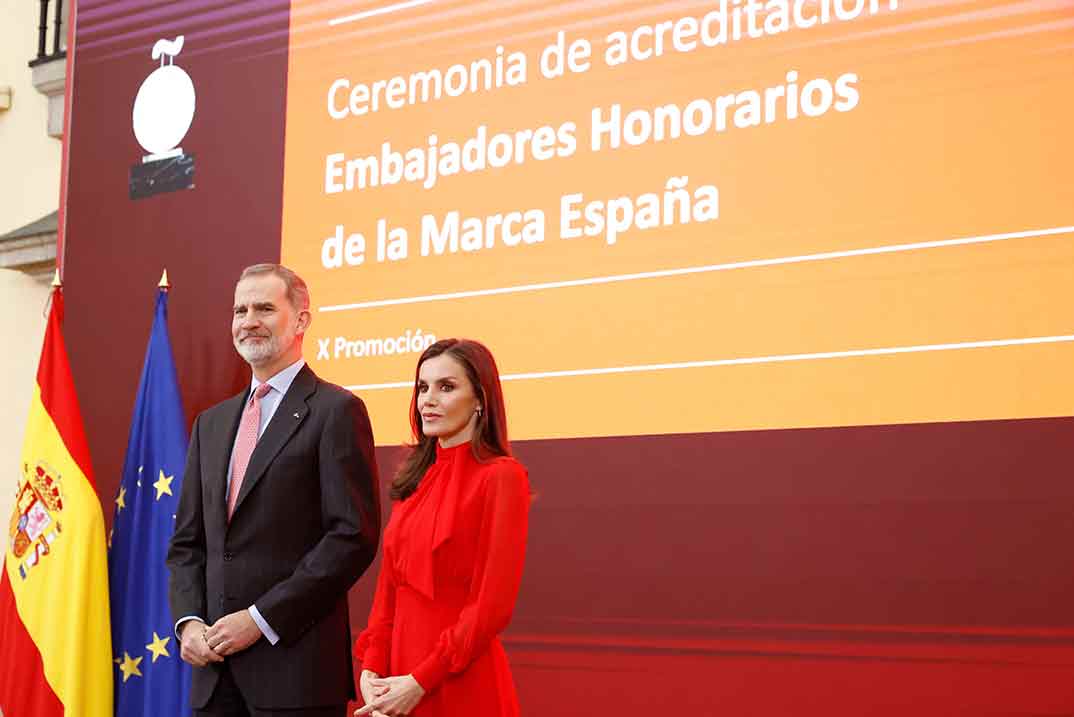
[167,365,380,709]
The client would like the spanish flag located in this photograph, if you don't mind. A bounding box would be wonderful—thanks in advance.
[0,284,113,716]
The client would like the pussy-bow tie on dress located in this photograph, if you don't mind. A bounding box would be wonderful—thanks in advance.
[401,441,473,600]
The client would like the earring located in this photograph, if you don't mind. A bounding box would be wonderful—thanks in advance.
[475,406,482,416]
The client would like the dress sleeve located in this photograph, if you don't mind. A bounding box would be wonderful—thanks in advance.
[411,461,530,691]
[353,551,397,676]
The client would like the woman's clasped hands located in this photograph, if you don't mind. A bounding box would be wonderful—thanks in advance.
[356,669,426,717]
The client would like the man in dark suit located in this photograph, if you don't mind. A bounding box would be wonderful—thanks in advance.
[167,263,380,716]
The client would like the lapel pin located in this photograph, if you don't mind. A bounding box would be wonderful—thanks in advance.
[293,412,301,419]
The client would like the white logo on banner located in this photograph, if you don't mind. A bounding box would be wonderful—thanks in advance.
[132,36,196,161]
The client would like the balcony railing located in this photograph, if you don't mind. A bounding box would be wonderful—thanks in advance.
[29,0,66,67]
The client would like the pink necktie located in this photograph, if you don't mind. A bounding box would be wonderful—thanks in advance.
[228,383,272,518]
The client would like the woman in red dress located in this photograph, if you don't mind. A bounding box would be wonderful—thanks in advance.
[354,339,529,717]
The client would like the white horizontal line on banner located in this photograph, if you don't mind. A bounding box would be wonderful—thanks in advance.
[343,334,1074,391]
[329,0,435,27]
[319,225,1074,313]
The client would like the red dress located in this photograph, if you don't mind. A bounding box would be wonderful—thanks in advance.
[353,442,529,716]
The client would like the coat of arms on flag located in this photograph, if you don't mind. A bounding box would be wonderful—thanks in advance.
[10,461,65,579]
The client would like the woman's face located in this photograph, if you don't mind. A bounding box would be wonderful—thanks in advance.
[417,353,482,448]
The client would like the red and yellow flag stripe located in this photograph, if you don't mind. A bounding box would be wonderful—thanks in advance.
[0,289,112,716]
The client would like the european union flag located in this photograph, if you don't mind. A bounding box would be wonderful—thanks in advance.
[108,286,191,716]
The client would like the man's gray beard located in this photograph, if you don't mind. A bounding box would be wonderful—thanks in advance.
[235,335,282,366]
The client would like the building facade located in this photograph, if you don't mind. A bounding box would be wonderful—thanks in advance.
[0,0,68,523]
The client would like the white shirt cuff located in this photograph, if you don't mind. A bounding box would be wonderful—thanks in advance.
[249,605,280,645]
[174,615,205,640]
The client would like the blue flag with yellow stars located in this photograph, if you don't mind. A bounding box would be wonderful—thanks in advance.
[108,286,191,717]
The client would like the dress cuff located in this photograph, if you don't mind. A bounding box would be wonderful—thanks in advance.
[412,650,450,692]
[249,605,280,645]
[361,652,389,677]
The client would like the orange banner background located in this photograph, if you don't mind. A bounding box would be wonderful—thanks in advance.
[281,1,1074,444]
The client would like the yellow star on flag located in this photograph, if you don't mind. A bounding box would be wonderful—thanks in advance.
[118,651,143,682]
[153,470,174,500]
[115,485,127,511]
[146,631,171,662]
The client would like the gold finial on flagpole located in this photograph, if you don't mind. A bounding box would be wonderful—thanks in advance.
[51,268,62,288]
[159,268,170,290]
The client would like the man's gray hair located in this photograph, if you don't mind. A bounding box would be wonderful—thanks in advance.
[238,263,311,312]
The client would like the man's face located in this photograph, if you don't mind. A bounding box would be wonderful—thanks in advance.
[231,274,303,367]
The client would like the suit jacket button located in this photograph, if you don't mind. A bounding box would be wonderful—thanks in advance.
[223,551,233,561]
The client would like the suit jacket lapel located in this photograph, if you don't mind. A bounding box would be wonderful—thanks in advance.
[231,365,316,518]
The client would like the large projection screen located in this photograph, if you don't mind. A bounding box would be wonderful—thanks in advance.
[63,2,1074,715]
